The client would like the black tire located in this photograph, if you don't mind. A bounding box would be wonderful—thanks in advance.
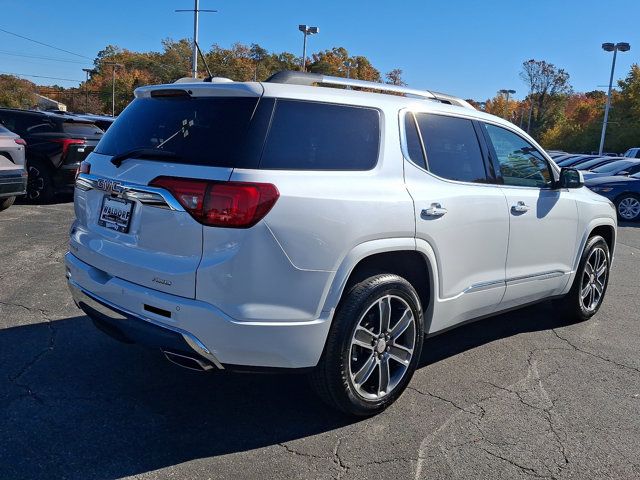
[310,274,425,416]
[26,158,54,204]
[614,194,640,222]
[554,235,610,323]
[0,196,15,211]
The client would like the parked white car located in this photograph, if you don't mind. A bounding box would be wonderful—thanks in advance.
[0,125,27,211]
[66,72,617,415]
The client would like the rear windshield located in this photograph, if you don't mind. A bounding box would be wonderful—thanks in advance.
[63,122,103,136]
[94,95,381,170]
[95,96,259,167]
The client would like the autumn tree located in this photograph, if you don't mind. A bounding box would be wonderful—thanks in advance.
[520,59,572,136]
[0,75,37,109]
[385,69,406,86]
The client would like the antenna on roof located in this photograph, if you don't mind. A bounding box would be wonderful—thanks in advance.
[194,41,213,79]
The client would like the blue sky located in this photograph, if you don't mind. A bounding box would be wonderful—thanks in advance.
[1,0,639,100]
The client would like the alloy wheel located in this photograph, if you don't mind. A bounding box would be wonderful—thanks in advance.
[617,197,640,220]
[349,295,417,400]
[580,247,608,312]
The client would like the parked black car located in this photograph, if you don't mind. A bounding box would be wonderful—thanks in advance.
[583,159,640,181]
[574,156,622,171]
[0,108,103,202]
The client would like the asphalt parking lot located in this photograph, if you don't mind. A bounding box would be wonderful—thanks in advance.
[1,200,639,480]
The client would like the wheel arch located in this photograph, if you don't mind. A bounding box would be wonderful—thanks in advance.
[321,238,438,331]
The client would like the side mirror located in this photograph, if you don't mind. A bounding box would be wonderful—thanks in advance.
[617,171,629,176]
[558,168,584,189]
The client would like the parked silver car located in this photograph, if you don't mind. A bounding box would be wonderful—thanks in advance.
[0,125,27,211]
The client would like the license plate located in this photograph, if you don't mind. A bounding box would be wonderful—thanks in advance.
[98,196,133,233]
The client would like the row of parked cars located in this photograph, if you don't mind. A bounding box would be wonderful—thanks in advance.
[548,151,640,221]
[0,108,113,211]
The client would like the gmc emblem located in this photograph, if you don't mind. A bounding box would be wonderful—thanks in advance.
[96,178,123,194]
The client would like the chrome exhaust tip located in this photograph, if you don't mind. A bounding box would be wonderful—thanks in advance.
[162,350,215,372]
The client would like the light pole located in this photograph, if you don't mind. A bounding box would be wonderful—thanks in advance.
[104,62,123,117]
[499,89,516,119]
[176,1,217,78]
[599,42,630,155]
[82,68,94,112]
[343,60,358,79]
[298,25,319,72]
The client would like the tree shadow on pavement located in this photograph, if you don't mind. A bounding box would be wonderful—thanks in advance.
[0,301,572,480]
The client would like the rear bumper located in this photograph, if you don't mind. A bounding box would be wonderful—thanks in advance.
[52,163,79,191]
[0,169,27,198]
[65,252,332,369]
[69,281,223,369]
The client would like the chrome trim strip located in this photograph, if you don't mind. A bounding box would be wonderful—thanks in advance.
[461,270,571,295]
[465,279,505,293]
[68,280,224,369]
[505,270,569,286]
[75,173,185,211]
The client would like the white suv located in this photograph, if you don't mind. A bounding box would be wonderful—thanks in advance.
[66,71,616,415]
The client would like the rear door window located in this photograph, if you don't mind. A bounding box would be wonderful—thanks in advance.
[259,99,380,170]
[413,113,488,183]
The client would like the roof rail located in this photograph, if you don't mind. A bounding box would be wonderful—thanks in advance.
[265,71,475,110]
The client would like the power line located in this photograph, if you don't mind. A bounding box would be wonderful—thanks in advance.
[0,50,88,64]
[0,71,84,83]
[0,27,91,59]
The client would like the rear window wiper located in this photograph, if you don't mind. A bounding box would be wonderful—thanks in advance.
[111,148,180,167]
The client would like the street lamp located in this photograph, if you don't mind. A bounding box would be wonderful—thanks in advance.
[499,89,516,119]
[599,42,630,155]
[298,24,319,72]
[343,60,358,79]
[82,68,94,112]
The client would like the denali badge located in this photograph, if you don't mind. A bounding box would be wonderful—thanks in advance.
[96,178,123,194]
[152,277,172,286]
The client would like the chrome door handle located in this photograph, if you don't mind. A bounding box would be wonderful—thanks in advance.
[422,203,448,217]
[512,201,529,213]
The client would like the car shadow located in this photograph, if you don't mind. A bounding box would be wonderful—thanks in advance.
[619,221,640,228]
[15,193,74,205]
[0,302,572,479]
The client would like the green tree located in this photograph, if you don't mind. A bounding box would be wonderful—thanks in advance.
[0,75,37,109]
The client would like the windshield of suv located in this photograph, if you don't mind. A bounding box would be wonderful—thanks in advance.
[95,96,259,167]
[591,160,634,173]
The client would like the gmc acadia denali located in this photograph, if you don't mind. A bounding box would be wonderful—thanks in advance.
[66,71,616,415]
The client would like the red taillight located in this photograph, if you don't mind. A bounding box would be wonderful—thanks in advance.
[14,138,26,146]
[76,160,91,179]
[150,176,279,228]
[50,139,85,160]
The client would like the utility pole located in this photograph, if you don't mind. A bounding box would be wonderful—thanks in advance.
[104,62,123,117]
[82,68,93,112]
[176,1,217,78]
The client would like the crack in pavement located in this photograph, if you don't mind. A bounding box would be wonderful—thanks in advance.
[551,328,640,374]
[406,385,479,416]
[3,304,56,405]
[479,446,557,479]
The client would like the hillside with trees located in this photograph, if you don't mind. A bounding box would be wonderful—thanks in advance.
[2,40,640,153]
